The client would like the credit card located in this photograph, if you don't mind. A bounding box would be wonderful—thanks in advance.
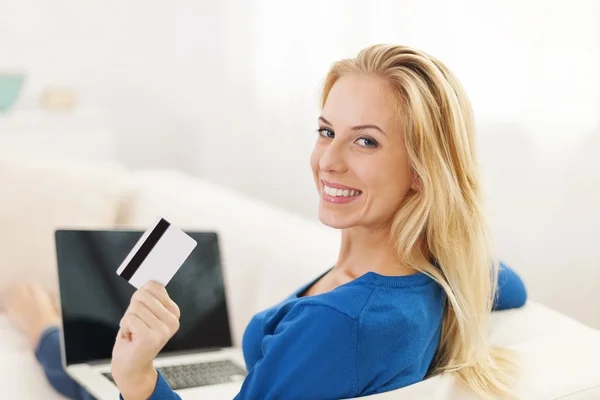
[116,217,197,289]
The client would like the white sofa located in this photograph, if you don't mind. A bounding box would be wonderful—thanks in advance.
[1,155,600,399]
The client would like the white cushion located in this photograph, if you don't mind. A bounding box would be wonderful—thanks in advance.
[0,155,126,297]
[490,304,600,399]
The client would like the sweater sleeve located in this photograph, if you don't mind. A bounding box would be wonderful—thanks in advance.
[493,261,528,310]
[120,371,181,400]
[233,303,359,400]
[148,372,182,400]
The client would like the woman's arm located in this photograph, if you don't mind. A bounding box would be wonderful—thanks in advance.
[232,304,359,400]
[492,261,528,311]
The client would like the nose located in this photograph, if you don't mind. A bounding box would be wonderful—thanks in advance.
[319,139,348,174]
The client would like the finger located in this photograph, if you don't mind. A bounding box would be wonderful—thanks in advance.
[116,327,131,341]
[118,318,134,340]
[122,313,151,337]
[132,290,179,331]
[127,301,162,331]
[141,281,180,318]
[140,282,181,319]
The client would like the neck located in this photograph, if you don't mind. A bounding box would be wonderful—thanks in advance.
[334,222,416,278]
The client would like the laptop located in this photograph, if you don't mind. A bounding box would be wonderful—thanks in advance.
[54,229,246,400]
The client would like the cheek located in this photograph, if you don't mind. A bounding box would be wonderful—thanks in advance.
[362,158,413,205]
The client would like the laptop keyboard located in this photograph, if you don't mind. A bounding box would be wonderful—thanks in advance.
[103,360,247,391]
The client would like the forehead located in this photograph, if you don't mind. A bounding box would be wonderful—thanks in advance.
[322,74,398,129]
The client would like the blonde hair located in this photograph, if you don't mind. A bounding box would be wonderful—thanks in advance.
[321,44,519,399]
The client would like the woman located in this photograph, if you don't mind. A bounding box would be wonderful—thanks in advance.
[113,44,528,399]
[6,44,527,400]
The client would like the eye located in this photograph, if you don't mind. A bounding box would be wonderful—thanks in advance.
[356,137,378,148]
[317,127,334,139]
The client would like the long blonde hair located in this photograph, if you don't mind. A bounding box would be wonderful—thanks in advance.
[321,44,519,398]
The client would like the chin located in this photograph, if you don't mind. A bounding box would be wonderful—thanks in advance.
[317,207,356,230]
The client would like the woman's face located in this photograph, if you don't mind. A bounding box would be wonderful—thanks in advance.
[310,74,415,230]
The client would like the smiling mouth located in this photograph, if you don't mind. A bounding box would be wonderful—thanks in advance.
[323,184,362,198]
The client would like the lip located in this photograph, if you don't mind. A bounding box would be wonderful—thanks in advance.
[321,180,361,192]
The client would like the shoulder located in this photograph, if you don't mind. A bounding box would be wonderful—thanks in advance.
[357,283,445,348]
[292,283,378,321]
[358,282,445,331]
[266,290,373,354]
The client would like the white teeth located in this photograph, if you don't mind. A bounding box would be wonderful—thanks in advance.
[323,185,361,197]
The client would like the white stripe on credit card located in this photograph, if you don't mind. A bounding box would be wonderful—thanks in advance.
[116,218,197,289]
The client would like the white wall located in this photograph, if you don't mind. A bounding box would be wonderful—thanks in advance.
[0,0,222,169]
[2,0,600,327]
[3,0,598,203]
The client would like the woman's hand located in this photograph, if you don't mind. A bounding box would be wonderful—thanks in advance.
[111,281,181,400]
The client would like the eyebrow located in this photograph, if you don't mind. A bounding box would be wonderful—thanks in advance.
[319,116,387,137]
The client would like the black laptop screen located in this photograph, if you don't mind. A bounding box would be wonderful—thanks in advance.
[55,230,233,365]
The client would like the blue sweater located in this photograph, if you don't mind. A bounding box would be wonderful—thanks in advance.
[143,263,527,399]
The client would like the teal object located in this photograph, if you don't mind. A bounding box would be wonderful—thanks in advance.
[0,73,26,113]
